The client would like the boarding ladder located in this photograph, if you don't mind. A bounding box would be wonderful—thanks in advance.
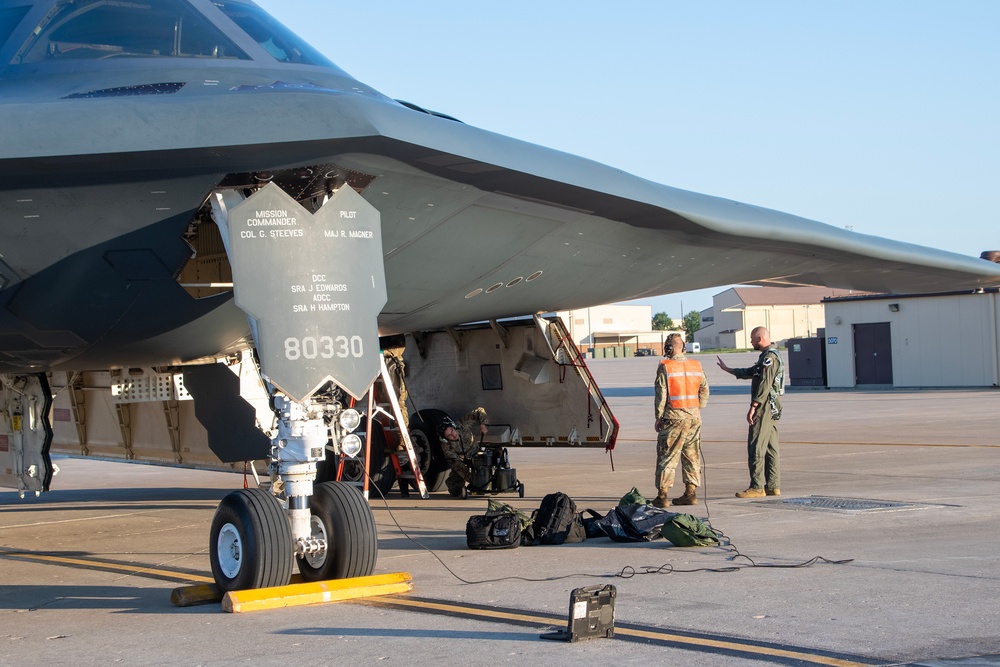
[336,355,427,499]
[536,314,620,460]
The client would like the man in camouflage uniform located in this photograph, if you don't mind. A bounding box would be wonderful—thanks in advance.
[439,407,489,496]
[381,340,412,495]
[653,333,709,508]
[717,326,784,498]
[382,343,408,430]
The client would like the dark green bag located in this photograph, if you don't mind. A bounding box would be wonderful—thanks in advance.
[487,499,532,529]
[618,486,647,507]
[660,513,719,547]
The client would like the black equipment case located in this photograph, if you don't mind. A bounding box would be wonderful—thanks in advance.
[464,446,524,498]
[540,585,616,642]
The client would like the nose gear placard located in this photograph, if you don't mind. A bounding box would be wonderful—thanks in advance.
[228,182,386,401]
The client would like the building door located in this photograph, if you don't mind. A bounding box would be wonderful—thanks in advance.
[853,322,893,385]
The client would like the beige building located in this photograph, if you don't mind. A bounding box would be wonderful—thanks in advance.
[695,286,861,350]
[557,304,680,355]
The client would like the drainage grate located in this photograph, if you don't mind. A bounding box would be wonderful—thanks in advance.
[755,496,930,513]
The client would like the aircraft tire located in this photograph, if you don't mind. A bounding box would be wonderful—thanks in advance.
[407,425,446,492]
[410,409,451,492]
[210,488,294,592]
[368,423,397,497]
[297,482,378,581]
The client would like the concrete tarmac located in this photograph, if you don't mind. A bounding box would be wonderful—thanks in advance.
[2,353,999,666]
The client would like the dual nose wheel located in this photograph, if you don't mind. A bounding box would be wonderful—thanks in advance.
[209,481,377,591]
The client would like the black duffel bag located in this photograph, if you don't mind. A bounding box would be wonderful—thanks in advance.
[595,504,674,542]
[466,513,522,549]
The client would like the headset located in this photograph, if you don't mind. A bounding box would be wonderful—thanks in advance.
[437,416,458,437]
[664,334,680,357]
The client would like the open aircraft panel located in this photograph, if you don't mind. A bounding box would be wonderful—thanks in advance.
[403,317,616,449]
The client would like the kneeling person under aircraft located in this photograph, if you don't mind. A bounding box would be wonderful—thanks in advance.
[438,408,490,496]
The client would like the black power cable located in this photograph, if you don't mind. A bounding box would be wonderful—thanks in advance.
[362,440,852,586]
[696,441,854,570]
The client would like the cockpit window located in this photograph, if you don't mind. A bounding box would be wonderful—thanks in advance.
[0,7,29,49]
[213,1,333,67]
[14,0,250,63]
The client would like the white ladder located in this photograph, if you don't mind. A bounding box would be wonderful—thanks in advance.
[347,355,428,499]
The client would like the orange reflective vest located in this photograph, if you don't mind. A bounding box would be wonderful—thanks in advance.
[660,358,703,409]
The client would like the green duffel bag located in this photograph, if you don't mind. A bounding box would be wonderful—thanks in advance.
[660,513,720,547]
[618,486,647,507]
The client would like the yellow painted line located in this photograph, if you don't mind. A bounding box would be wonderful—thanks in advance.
[371,597,875,667]
[785,441,1000,449]
[379,596,556,625]
[222,572,413,613]
[0,550,213,583]
[700,439,999,449]
[616,627,871,667]
[1,547,875,666]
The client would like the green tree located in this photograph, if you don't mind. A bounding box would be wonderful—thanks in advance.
[652,312,675,330]
[682,311,701,342]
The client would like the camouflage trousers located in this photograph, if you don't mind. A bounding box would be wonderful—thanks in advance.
[443,440,475,494]
[655,419,702,494]
[382,352,408,430]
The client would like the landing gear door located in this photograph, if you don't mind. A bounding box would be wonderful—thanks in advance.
[0,374,54,495]
[225,182,386,401]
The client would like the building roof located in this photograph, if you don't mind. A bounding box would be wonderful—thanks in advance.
[824,287,998,303]
[731,286,870,307]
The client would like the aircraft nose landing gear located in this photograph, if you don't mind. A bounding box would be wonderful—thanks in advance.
[207,180,387,592]
[209,394,377,592]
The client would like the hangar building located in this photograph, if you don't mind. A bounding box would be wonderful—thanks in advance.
[822,289,1000,388]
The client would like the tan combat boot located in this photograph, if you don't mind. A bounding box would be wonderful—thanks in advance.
[652,491,671,508]
[673,483,698,506]
[735,487,765,498]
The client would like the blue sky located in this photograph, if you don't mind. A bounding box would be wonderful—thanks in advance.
[262,2,999,320]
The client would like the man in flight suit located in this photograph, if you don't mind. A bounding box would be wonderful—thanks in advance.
[717,326,784,498]
[652,333,709,508]
[439,407,489,496]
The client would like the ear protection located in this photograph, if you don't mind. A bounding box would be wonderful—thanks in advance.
[665,335,679,357]
[437,416,458,437]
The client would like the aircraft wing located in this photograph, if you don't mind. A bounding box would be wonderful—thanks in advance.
[310,95,1000,336]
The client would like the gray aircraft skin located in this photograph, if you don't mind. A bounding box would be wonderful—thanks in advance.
[2,0,1000,376]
